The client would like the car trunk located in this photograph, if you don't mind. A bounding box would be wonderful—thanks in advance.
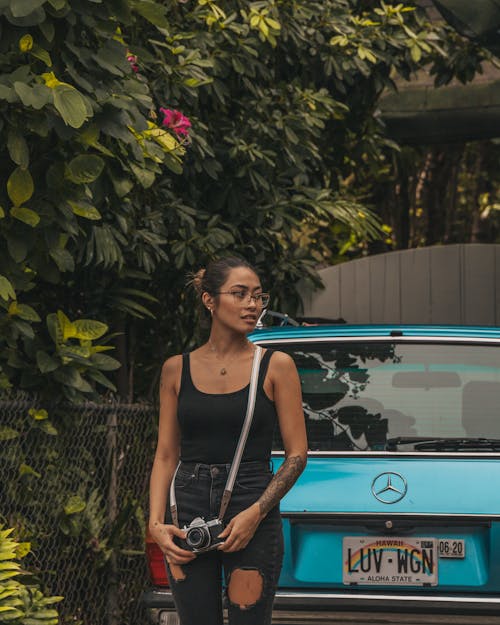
[274,454,500,593]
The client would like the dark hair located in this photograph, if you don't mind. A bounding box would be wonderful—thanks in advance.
[191,257,257,297]
[190,257,258,325]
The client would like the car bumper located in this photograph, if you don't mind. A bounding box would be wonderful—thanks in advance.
[142,588,500,623]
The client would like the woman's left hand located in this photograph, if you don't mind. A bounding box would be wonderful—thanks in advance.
[217,503,263,552]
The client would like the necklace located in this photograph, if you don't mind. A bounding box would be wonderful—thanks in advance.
[208,339,253,375]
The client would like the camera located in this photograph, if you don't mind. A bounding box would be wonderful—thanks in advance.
[180,517,225,553]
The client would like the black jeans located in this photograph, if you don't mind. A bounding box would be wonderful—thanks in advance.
[165,460,284,625]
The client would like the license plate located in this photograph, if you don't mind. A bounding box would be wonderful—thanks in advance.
[343,536,438,586]
[438,538,465,558]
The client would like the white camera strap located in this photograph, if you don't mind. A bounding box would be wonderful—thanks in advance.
[170,345,262,527]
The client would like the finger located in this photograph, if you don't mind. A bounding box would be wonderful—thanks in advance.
[170,526,188,539]
[218,533,240,551]
[220,539,242,553]
[168,553,196,564]
[170,552,195,563]
[217,524,232,539]
[168,544,196,560]
[162,537,195,559]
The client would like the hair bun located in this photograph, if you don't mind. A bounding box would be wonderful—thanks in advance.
[191,268,206,295]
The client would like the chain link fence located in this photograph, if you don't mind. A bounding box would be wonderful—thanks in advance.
[0,393,158,625]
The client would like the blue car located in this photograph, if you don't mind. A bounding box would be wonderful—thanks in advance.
[143,323,500,623]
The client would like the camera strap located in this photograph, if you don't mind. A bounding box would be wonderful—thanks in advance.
[218,345,262,521]
[169,345,263,528]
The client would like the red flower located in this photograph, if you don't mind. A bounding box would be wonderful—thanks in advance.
[159,107,192,137]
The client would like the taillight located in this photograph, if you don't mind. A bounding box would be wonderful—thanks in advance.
[146,531,169,587]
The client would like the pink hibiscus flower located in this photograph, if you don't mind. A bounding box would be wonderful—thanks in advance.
[127,53,139,73]
[160,107,192,137]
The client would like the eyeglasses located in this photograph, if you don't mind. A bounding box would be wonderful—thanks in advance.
[216,290,270,307]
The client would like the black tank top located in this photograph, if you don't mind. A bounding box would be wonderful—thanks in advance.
[177,349,277,463]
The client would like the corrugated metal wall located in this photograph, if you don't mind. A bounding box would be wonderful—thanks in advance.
[299,244,500,326]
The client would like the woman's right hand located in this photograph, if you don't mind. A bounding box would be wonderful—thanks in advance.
[149,522,196,564]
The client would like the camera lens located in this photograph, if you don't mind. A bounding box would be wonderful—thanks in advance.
[186,527,209,549]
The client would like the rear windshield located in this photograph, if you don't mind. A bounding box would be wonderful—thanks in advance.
[270,341,500,452]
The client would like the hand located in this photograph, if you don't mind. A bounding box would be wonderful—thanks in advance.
[217,503,263,553]
[149,522,196,565]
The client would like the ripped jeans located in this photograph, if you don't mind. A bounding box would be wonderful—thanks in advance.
[165,460,284,625]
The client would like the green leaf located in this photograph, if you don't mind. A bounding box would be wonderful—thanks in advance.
[53,85,89,128]
[112,295,155,318]
[39,420,58,435]
[7,131,29,168]
[90,353,121,371]
[10,206,40,227]
[87,368,117,391]
[56,310,77,340]
[0,571,21,583]
[130,163,155,188]
[36,351,59,373]
[110,175,133,198]
[0,206,4,218]
[68,200,102,220]
[66,155,105,184]
[0,276,16,301]
[31,44,53,67]
[72,319,108,340]
[265,17,281,30]
[19,463,41,478]
[46,313,63,345]
[6,233,28,262]
[133,0,169,28]
[10,0,46,18]
[64,495,86,515]
[15,541,31,557]
[0,427,20,441]
[58,345,92,362]
[49,248,75,272]
[164,153,183,175]
[7,167,34,205]
[0,84,15,102]
[28,407,49,420]
[13,82,51,109]
[12,319,35,338]
[8,302,41,321]
[53,367,93,392]
[39,18,55,42]
[410,44,422,62]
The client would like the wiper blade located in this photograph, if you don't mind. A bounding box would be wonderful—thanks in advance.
[386,437,500,451]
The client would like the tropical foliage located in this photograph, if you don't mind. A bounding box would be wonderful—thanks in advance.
[1,0,491,400]
[0,1,494,623]
[0,0,185,401]
[124,0,491,393]
[0,526,62,624]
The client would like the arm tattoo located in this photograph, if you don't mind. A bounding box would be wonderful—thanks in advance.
[257,455,305,517]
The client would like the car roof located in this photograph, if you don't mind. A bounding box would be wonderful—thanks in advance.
[249,324,500,342]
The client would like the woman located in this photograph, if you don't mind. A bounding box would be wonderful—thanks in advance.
[149,256,307,625]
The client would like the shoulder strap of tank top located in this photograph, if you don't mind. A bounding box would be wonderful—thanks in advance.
[179,353,193,395]
[257,349,273,386]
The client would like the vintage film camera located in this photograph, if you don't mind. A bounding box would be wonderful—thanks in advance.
[180,517,225,553]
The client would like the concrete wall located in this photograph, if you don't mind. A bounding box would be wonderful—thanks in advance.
[299,244,500,326]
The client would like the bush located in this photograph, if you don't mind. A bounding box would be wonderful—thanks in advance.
[0,526,62,624]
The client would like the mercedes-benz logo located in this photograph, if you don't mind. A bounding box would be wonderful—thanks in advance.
[371,472,407,504]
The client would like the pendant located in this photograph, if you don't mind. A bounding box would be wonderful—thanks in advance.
[220,368,227,375]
